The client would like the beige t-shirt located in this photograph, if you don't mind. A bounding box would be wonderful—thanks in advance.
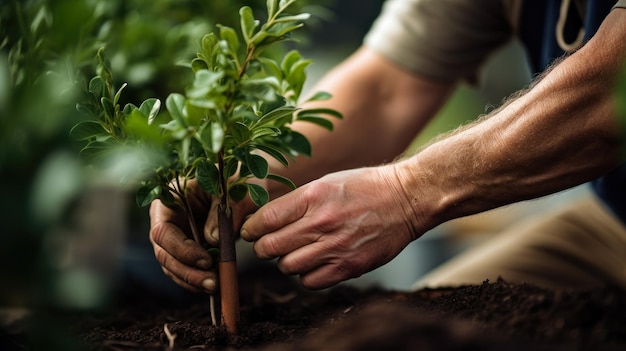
[364,0,626,82]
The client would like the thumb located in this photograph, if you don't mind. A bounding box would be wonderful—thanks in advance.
[203,198,220,246]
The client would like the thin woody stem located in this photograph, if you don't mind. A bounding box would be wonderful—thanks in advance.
[217,151,239,333]
[173,176,202,245]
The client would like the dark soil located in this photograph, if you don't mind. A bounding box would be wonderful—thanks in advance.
[4,263,626,351]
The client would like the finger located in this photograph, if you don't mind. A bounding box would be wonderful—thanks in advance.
[275,241,328,275]
[299,264,350,290]
[161,266,218,294]
[252,224,324,260]
[150,219,212,267]
[240,189,308,241]
[277,241,369,290]
[150,199,186,231]
[203,198,220,246]
[152,237,217,293]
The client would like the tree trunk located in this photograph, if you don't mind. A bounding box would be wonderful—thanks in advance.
[217,204,239,334]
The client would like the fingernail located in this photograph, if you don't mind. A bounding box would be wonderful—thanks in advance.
[211,228,219,241]
[196,259,211,270]
[240,229,249,240]
[202,279,216,292]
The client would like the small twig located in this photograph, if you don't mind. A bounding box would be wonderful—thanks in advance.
[209,295,217,326]
[163,323,176,350]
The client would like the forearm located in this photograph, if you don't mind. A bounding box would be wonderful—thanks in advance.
[396,9,626,233]
[266,47,454,197]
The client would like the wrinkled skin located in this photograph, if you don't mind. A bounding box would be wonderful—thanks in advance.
[241,166,420,290]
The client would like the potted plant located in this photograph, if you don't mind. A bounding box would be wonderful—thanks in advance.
[72,0,341,334]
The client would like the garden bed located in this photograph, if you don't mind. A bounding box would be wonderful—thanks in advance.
[4,263,626,350]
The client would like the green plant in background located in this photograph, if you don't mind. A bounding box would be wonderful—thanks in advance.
[72,0,342,333]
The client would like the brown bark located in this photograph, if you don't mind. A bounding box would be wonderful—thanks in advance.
[218,204,239,334]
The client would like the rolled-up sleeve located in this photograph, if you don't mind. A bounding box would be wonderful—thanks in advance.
[364,0,513,83]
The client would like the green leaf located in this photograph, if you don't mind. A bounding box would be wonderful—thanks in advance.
[251,143,290,166]
[88,76,105,98]
[258,57,283,80]
[124,109,163,142]
[230,122,251,144]
[219,25,240,54]
[211,122,224,153]
[265,22,304,38]
[266,0,277,19]
[258,94,286,115]
[286,58,312,99]
[267,173,296,190]
[180,137,191,166]
[101,97,115,119]
[79,141,114,160]
[255,106,296,126]
[297,107,343,120]
[245,153,269,178]
[159,188,177,208]
[280,50,301,75]
[251,126,281,139]
[76,102,95,117]
[239,6,258,43]
[282,130,311,157]
[224,158,239,178]
[198,33,219,69]
[70,121,107,140]
[191,58,208,72]
[193,69,223,92]
[138,98,161,124]
[295,107,343,130]
[296,115,334,131]
[272,13,310,23]
[166,93,187,127]
[197,160,221,196]
[306,91,332,102]
[248,183,269,207]
[277,0,296,15]
[239,163,252,178]
[228,183,248,202]
[136,184,162,208]
[240,77,279,101]
[123,103,138,115]
[113,82,128,106]
[185,102,206,127]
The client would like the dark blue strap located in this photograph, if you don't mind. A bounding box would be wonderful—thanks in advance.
[519,0,614,73]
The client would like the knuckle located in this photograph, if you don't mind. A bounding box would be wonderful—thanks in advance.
[254,236,281,259]
[276,256,297,275]
[149,221,170,244]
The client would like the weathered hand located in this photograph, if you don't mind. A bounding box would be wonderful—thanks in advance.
[149,181,217,293]
[149,179,259,293]
[240,165,420,290]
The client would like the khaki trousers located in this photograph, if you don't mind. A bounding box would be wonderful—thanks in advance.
[414,194,626,291]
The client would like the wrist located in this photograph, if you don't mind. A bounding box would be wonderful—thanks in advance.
[386,154,471,236]
[376,161,440,241]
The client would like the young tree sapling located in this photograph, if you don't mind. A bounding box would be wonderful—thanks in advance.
[72,0,342,334]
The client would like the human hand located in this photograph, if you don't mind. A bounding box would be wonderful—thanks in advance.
[149,180,217,293]
[240,165,420,290]
[149,178,261,293]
